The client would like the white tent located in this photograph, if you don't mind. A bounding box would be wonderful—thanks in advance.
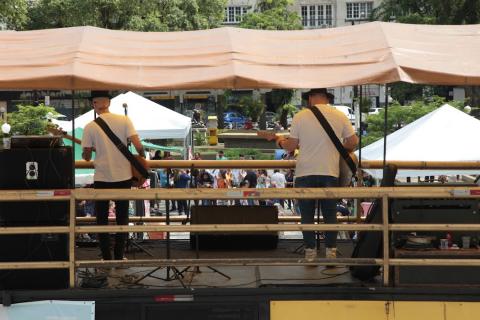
[358,104,480,178]
[69,91,191,140]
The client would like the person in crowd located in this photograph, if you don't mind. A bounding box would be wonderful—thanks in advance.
[238,180,250,205]
[174,169,191,215]
[82,90,145,262]
[270,169,287,208]
[243,168,258,205]
[197,170,214,205]
[274,88,358,262]
[231,154,246,187]
[285,169,295,211]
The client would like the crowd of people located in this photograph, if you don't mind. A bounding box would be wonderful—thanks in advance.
[150,150,298,216]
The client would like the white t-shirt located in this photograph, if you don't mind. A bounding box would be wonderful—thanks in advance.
[289,104,355,178]
[82,113,137,182]
[270,171,286,188]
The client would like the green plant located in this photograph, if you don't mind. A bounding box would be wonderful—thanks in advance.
[223,148,274,160]
[193,131,207,146]
[239,96,265,122]
[8,104,58,136]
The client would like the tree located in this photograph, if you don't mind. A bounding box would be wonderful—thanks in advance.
[362,96,464,147]
[0,0,29,30]
[373,0,480,24]
[239,0,302,129]
[27,0,227,31]
[239,0,302,30]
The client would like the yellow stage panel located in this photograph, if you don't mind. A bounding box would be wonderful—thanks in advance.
[271,300,480,320]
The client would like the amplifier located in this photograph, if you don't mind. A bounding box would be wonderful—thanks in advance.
[190,205,278,250]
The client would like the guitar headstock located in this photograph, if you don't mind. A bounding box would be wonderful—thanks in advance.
[46,126,66,136]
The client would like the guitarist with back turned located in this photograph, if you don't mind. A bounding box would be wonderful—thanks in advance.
[259,88,358,264]
[82,90,146,262]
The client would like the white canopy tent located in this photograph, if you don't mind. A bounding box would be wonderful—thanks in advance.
[358,104,480,179]
[54,91,192,158]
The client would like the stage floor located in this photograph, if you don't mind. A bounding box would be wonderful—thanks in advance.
[75,238,375,289]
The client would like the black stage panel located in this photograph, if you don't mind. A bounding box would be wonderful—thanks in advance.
[190,205,278,250]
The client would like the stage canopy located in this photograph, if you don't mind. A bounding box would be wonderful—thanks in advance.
[60,91,191,140]
[1,22,480,90]
[358,104,480,178]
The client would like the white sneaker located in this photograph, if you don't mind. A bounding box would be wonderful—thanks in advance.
[326,247,337,259]
[304,248,317,262]
[325,247,337,268]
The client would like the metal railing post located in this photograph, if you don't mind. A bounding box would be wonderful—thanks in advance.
[382,196,390,286]
[69,193,76,288]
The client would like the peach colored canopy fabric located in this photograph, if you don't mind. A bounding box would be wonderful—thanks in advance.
[0,22,479,90]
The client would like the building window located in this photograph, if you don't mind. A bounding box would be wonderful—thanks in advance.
[346,2,373,20]
[301,4,334,28]
[325,4,332,25]
[309,6,316,27]
[224,6,249,23]
[301,6,308,27]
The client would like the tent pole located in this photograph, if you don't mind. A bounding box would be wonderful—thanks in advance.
[383,84,389,169]
[358,85,362,169]
[71,90,76,187]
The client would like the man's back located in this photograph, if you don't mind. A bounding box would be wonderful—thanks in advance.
[290,104,355,178]
[82,113,136,182]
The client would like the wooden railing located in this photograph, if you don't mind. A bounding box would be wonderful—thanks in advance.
[2,185,480,288]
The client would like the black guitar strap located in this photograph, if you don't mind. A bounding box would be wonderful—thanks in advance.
[308,106,357,174]
[94,117,149,179]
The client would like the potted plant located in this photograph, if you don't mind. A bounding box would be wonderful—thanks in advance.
[7,104,59,136]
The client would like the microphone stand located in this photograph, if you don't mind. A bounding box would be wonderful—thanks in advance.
[122,102,154,257]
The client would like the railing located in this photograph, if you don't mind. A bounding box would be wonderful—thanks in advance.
[2,160,480,289]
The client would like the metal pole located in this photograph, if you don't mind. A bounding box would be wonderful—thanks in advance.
[71,90,76,186]
[383,84,389,169]
[358,85,363,169]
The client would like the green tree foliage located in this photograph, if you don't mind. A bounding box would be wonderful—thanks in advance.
[0,0,29,30]
[239,0,302,30]
[239,96,265,122]
[373,0,480,24]
[27,0,227,31]
[362,96,464,147]
[8,104,58,136]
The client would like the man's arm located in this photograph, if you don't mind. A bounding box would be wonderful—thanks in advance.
[82,147,93,161]
[276,136,299,153]
[343,134,359,152]
[129,134,146,158]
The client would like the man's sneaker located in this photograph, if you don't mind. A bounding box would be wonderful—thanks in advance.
[325,247,337,268]
[304,248,317,262]
[115,257,129,270]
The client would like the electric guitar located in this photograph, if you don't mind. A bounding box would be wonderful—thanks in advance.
[47,126,149,187]
[256,130,358,187]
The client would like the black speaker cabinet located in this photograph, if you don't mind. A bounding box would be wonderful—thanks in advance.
[0,147,72,289]
[391,198,480,245]
[394,249,480,286]
[190,205,278,250]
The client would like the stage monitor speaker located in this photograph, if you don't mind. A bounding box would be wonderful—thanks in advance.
[190,205,278,250]
[0,148,72,289]
[391,198,480,245]
[0,147,73,190]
